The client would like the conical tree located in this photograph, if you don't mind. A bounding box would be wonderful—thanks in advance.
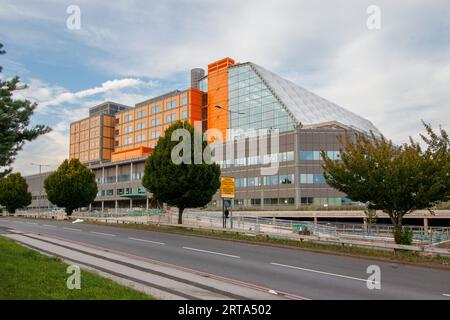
[143,121,221,224]
[322,122,450,244]
[0,173,32,213]
[44,159,97,216]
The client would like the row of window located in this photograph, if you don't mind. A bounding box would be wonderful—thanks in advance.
[96,172,144,184]
[215,150,340,169]
[120,98,188,124]
[213,197,353,207]
[216,151,294,168]
[123,130,160,145]
[32,195,47,200]
[299,150,341,161]
[98,187,147,197]
[120,111,188,135]
[234,173,327,188]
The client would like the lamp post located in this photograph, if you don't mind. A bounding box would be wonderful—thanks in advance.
[30,163,50,215]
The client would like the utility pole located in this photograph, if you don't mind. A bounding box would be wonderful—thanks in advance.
[30,163,50,215]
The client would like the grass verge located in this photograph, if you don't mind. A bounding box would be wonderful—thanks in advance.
[0,235,154,300]
[82,219,450,269]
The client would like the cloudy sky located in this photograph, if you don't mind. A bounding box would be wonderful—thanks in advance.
[1,0,449,175]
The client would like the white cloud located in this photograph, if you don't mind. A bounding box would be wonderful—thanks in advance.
[37,78,157,111]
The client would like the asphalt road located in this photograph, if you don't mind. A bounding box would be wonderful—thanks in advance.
[1,217,449,299]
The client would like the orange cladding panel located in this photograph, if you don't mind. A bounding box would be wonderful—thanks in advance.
[207,57,235,140]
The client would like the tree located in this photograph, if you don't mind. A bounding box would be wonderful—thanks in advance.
[321,123,450,244]
[0,43,51,178]
[0,173,32,214]
[143,121,221,224]
[44,159,97,216]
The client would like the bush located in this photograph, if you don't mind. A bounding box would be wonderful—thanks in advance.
[399,227,413,245]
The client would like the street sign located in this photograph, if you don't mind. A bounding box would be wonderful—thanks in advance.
[220,177,235,198]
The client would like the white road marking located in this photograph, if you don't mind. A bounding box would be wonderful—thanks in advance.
[91,231,116,237]
[128,237,165,245]
[42,224,57,228]
[14,221,24,223]
[270,262,380,284]
[183,246,240,259]
[443,294,450,297]
[26,222,38,225]
[62,227,82,232]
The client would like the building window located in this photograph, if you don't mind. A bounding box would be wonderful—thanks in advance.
[301,197,314,205]
[279,174,293,184]
[250,198,261,205]
[181,96,188,105]
[181,110,188,119]
[124,125,133,133]
[165,100,176,109]
[136,134,145,142]
[105,176,116,183]
[151,118,160,126]
[263,198,278,205]
[137,110,147,119]
[300,173,326,184]
[166,113,176,123]
[118,174,130,182]
[299,150,341,161]
[151,130,160,139]
[151,105,161,114]
[124,114,133,122]
[247,177,260,186]
[136,122,146,130]
[124,137,133,145]
[279,198,295,205]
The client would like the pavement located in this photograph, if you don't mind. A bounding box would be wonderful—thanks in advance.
[1,216,450,300]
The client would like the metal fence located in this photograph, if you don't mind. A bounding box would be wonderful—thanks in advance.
[15,208,450,244]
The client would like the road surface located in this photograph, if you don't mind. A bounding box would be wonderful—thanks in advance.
[0,217,449,299]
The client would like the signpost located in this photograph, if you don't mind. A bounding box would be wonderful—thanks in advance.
[220,177,235,228]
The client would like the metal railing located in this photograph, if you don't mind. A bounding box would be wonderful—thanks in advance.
[15,208,450,244]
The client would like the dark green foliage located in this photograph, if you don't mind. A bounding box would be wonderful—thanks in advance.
[322,122,450,244]
[0,43,51,178]
[143,121,221,224]
[399,227,413,245]
[0,173,31,213]
[44,159,98,216]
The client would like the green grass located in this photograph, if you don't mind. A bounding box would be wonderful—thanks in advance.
[0,236,154,300]
[82,220,450,269]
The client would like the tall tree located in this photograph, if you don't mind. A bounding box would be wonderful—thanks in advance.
[321,123,450,244]
[44,159,98,216]
[0,173,32,214]
[0,43,51,178]
[143,121,221,224]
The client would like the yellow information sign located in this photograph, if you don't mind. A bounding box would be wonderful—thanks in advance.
[220,177,235,198]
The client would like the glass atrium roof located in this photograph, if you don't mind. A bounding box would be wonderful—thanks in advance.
[249,63,381,136]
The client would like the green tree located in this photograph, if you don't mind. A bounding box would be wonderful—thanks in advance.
[0,173,32,214]
[0,43,51,178]
[143,121,221,224]
[321,123,450,244]
[44,159,98,216]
